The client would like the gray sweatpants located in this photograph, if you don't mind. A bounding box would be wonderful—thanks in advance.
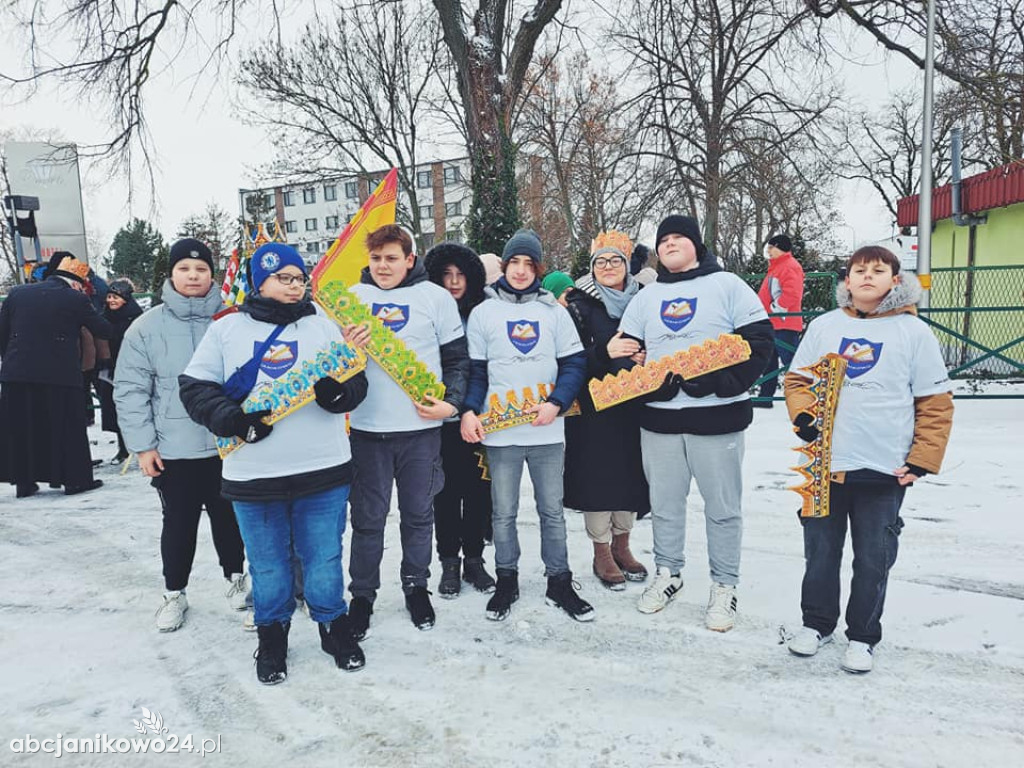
[640,429,745,586]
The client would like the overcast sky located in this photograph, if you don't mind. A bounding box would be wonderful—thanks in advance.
[1,5,922,267]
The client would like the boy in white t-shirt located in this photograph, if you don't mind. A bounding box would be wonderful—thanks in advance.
[784,246,953,673]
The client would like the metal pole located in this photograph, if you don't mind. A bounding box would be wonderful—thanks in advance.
[917,0,937,309]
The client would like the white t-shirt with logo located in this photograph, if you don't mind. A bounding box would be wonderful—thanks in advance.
[183,311,353,481]
[789,308,952,475]
[348,280,464,433]
[466,297,583,448]
[617,272,768,409]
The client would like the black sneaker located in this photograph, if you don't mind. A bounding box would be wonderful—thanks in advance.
[65,479,103,496]
[15,482,39,498]
[463,557,496,593]
[545,573,595,622]
[319,615,365,672]
[348,596,373,641]
[438,557,461,599]
[405,587,435,630]
[254,622,290,685]
[485,569,519,621]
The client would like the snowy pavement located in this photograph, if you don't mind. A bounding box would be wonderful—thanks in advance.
[1,390,1022,767]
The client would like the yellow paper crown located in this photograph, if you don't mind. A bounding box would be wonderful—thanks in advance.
[591,230,633,259]
[59,258,91,280]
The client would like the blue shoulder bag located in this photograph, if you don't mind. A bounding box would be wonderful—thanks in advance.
[222,324,286,403]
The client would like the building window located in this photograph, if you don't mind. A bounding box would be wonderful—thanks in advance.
[417,170,432,189]
[445,201,462,217]
[447,230,462,244]
[444,166,462,185]
[345,181,358,199]
[323,240,334,252]
[421,232,435,249]
[283,190,295,207]
[419,205,433,220]
[305,218,318,231]
[306,242,318,253]
[325,215,339,230]
[303,188,316,204]
[324,184,337,201]
[285,220,297,234]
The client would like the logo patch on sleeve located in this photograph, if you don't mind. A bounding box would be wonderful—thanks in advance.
[838,337,883,378]
[257,340,298,378]
[372,303,410,333]
[507,320,540,354]
[660,298,697,331]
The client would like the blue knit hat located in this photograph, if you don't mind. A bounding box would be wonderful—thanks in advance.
[501,229,543,264]
[251,243,307,292]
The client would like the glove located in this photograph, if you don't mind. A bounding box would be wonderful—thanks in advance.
[904,463,930,479]
[646,372,683,402]
[793,412,819,443]
[678,373,716,398]
[313,376,348,411]
[232,409,273,444]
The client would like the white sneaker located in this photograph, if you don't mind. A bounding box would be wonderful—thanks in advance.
[705,583,737,632]
[225,573,250,612]
[842,641,874,673]
[156,591,188,632]
[788,626,834,656]
[243,609,256,632]
[637,567,683,614]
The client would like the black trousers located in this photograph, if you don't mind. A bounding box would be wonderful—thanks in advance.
[433,421,492,560]
[153,456,245,592]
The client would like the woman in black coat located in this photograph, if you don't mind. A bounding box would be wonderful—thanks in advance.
[564,233,650,589]
[96,279,143,462]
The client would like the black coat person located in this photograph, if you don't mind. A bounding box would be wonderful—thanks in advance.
[0,266,113,497]
[95,279,143,461]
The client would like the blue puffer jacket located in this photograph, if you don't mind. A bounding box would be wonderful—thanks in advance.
[113,280,223,459]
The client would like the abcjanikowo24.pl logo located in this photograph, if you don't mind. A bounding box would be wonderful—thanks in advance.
[9,707,222,758]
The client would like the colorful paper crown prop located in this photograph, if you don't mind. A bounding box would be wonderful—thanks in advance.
[588,333,751,412]
[314,280,446,405]
[56,257,91,281]
[216,340,366,458]
[788,353,848,518]
[591,230,633,258]
[221,220,289,309]
[479,383,581,434]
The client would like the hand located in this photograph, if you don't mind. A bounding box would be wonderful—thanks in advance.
[314,376,348,410]
[342,323,371,348]
[233,409,273,444]
[895,464,928,486]
[415,395,459,421]
[461,411,485,443]
[630,351,646,366]
[678,373,716,398]
[607,331,641,360]
[793,412,820,443]
[646,372,682,402]
[528,401,561,427]
[138,449,164,477]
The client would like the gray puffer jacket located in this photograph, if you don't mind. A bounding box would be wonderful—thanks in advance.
[113,281,224,459]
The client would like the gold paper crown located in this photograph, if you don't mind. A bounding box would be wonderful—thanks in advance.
[243,221,288,257]
[59,258,91,280]
[591,230,633,259]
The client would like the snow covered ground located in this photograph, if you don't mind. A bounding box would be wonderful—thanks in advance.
[2,387,1022,767]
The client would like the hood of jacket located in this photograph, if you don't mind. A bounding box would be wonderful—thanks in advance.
[359,257,429,289]
[836,271,922,318]
[160,279,224,321]
[423,243,487,317]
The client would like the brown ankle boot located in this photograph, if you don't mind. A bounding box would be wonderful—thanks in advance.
[611,532,648,582]
[593,542,626,590]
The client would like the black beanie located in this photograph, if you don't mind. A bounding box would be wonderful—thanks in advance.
[767,234,793,252]
[169,238,215,271]
[656,215,706,257]
[108,279,135,300]
[501,229,543,264]
[44,250,76,279]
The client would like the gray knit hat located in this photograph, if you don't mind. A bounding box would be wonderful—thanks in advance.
[501,229,543,264]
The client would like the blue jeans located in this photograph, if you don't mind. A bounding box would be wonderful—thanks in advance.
[800,474,906,645]
[233,485,350,626]
[486,443,569,577]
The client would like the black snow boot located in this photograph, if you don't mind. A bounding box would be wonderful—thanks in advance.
[254,622,290,685]
[463,556,496,593]
[319,615,366,672]
[347,596,373,641]
[438,557,462,599]
[485,569,519,622]
[405,586,436,630]
[546,573,595,622]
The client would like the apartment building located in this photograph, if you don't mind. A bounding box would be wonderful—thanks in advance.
[238,158,472,263]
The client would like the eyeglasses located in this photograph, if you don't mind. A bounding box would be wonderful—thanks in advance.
[272,273,309,286]
[593,256,626,270]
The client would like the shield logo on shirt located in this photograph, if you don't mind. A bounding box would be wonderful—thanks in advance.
[660,298,697,331]
[507,320,540,354]
[372,303,410,333]
[838,337,883,379]
[258,340,298,379]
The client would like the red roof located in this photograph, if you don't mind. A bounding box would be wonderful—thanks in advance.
[897,160,1024,227]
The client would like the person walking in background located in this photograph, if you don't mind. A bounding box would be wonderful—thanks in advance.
[756,234,804,407]
[115,239,250,633]
[96,279,143,463]
[0,253,111,498]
